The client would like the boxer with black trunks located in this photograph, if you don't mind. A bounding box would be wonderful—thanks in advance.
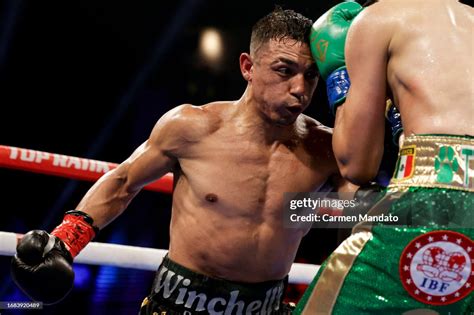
[11,8,362,314]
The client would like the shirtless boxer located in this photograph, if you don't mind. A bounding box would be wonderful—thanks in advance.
[296,1,473,314]
[10,8,357,314]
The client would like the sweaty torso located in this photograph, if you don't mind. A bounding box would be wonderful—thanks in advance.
[167,102,335,282]
[385,0,473,136]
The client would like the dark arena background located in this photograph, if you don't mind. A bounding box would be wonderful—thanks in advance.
[0,1,402,314]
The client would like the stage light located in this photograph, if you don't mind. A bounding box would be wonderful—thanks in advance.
[199,27,223,62]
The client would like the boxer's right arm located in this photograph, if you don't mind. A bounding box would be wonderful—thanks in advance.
[75,105,187,229]
[74,103,204,229]
[11,104,199,304]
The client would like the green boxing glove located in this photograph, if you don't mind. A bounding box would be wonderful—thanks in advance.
[310,2,363,114]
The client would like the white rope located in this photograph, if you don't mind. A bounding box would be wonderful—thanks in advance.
[289,263,319,284]
[0,231,319,284]
[0,231,18,256]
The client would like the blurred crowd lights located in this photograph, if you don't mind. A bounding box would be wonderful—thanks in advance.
[199,27,223,63]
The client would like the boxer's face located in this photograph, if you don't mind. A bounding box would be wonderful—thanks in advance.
[250,38,318,125]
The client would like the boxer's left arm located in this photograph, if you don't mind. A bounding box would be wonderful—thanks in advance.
[332,5,394,184]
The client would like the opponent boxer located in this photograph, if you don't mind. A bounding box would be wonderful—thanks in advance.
[11,8,360,314]
[296,1,473,314]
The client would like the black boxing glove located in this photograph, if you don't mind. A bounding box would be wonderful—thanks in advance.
[11,230,74,304]
[11,210,99,305]
[344,182,385,217]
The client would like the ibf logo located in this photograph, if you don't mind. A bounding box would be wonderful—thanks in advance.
[399,230,473,305]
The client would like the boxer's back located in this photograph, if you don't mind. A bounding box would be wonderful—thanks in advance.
[385,0,473,136]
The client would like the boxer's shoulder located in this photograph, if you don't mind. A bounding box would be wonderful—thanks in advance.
[298,114,335,160]
[299,114,333,139]
[155,102,228,144]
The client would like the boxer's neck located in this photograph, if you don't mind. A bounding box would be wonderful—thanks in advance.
[232,91,298,145]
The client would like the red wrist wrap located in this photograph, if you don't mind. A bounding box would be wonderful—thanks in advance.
[51,214,96,258]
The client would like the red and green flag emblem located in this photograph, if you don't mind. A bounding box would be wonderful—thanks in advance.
[394,146,416,180]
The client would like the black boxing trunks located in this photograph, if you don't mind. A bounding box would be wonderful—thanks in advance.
[139,256,291,315]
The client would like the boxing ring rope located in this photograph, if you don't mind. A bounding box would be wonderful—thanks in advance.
[0,145,173,193]
[0,145,320,284]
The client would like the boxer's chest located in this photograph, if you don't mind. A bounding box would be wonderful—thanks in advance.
[176,133,327,215]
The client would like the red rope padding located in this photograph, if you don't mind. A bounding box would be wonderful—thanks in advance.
[0,145,173,194]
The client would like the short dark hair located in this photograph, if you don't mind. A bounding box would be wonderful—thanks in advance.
[362,0,378,7]
[250,7,313,56]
